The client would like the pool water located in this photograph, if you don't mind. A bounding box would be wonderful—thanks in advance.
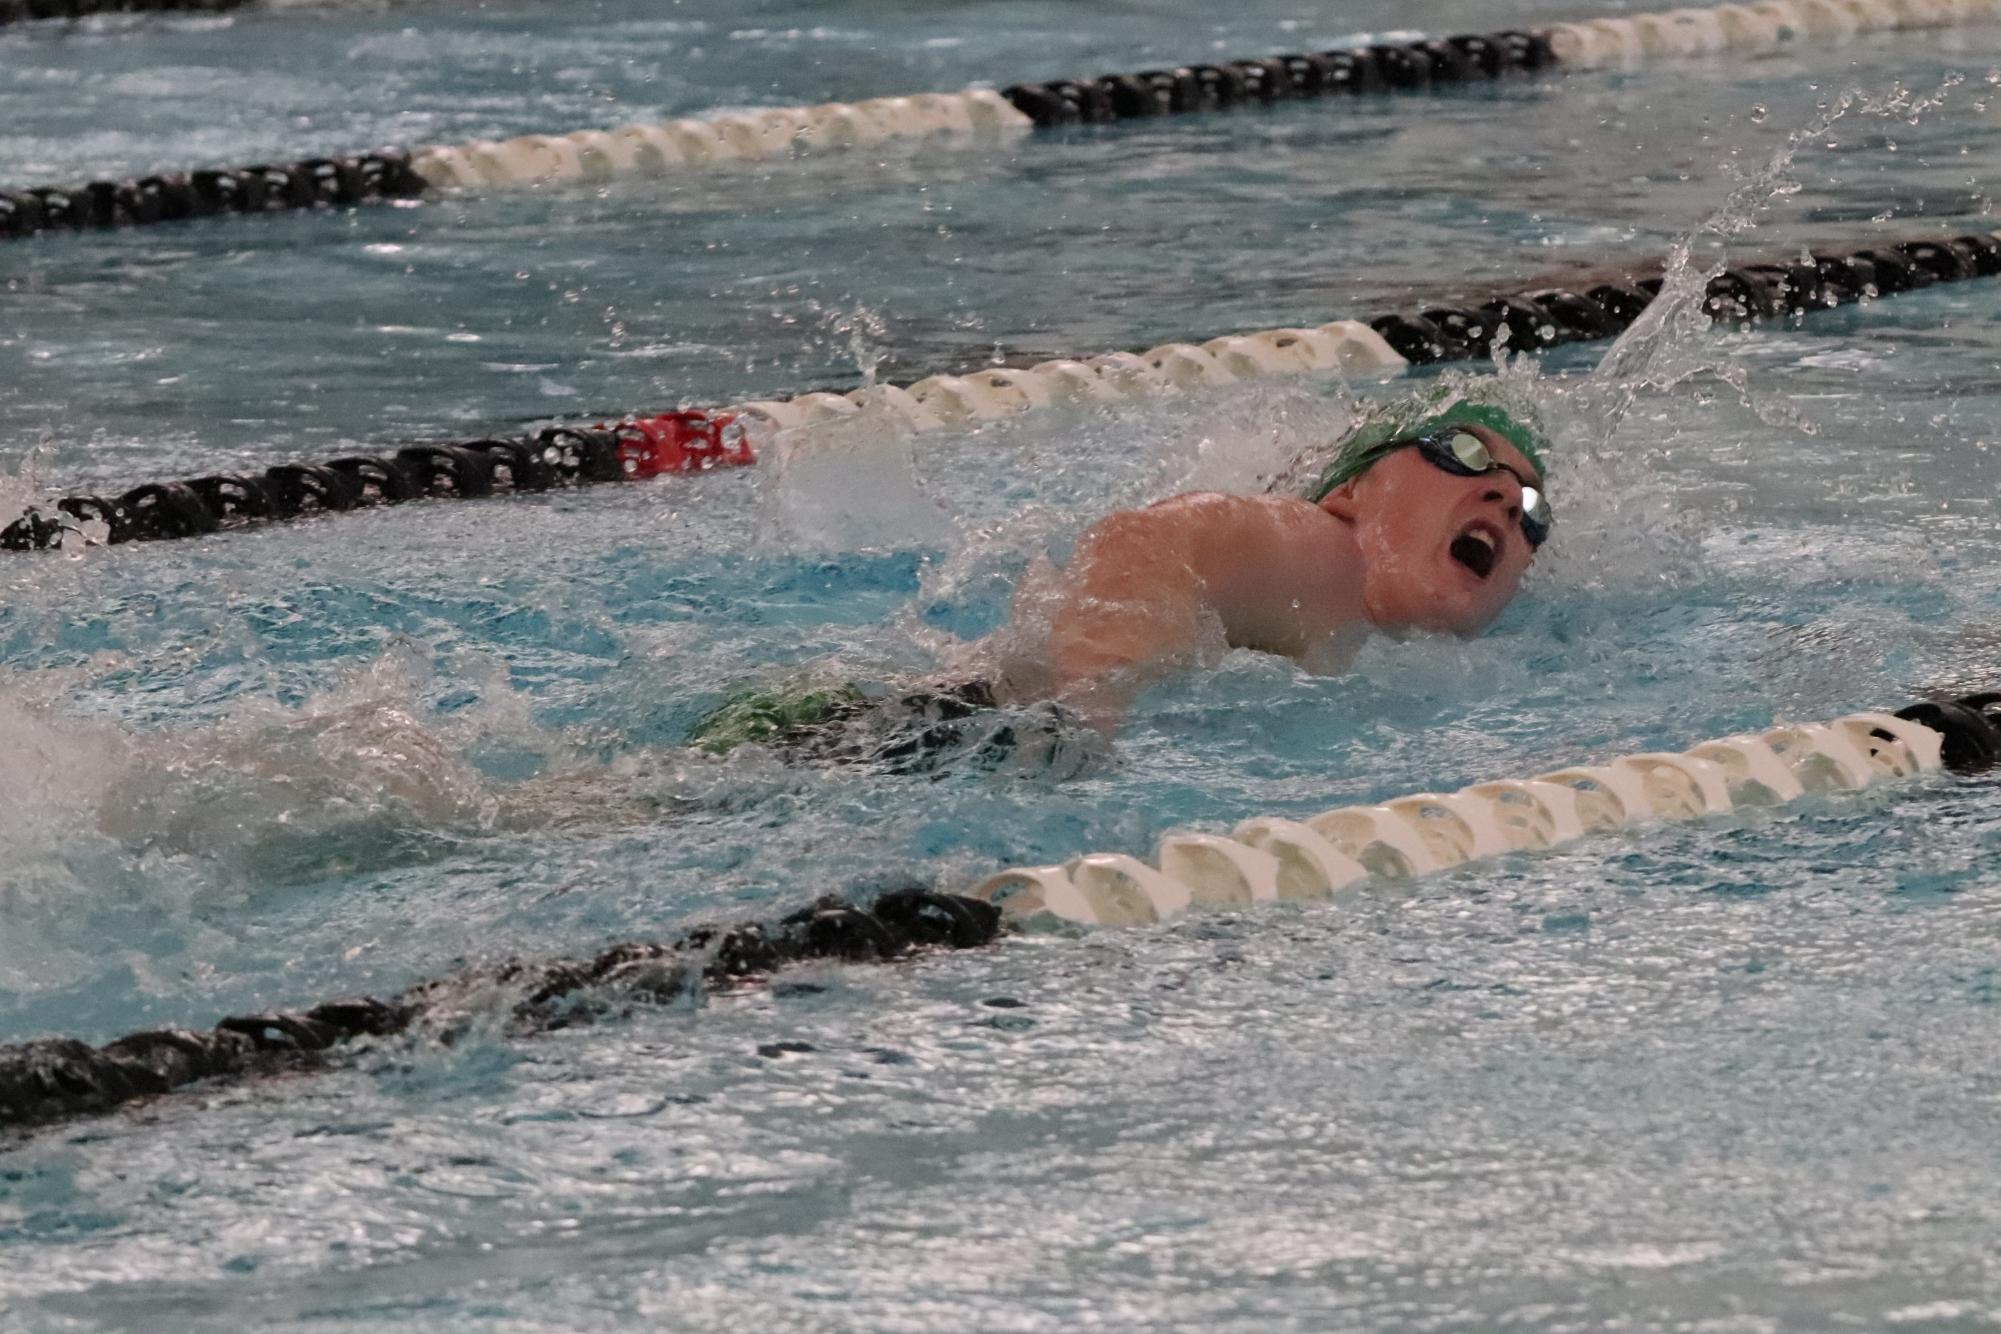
[5,1,2001,1328]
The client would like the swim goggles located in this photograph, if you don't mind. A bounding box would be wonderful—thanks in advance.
[1375,428,1554,549]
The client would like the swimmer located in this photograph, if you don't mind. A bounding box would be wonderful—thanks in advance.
[691,381,1553,762]
[993,385,1553,726]
[73,383,1554,871]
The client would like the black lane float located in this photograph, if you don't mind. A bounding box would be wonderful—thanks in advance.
[0,0,252,26]
[0,886,1005,1135]
[1,410,753,552]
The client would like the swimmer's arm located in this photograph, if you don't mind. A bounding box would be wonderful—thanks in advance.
[1038,496,1270,719]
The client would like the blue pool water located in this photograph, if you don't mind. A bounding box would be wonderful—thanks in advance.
[6,1,2001,1328]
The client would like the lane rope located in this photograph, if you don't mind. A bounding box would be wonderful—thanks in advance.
[6,227,1995,553]
[1,409,754,550]
[4,692,1997,1136]
[0,149,428,238]
[725,231,2001,440]
[968,706,1965,928]
[0,886,1004,1135]
[405,89,1031,193]
[5,0,1998,242]
[0,0,250,26]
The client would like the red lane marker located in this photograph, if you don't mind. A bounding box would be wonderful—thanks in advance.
[601,410,755,479]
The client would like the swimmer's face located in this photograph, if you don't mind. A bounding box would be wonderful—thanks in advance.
[1321,424,1542,636]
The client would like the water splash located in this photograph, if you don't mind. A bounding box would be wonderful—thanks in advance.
[758,406,956,553]
[1588,74,1967,439]
[759,303,957,552]
[87,650,509,881]
[808,300,890,389]
[0,436,106,558]
[1524,74,1973,599]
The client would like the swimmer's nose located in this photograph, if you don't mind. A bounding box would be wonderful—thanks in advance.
[1481,477,1524,519]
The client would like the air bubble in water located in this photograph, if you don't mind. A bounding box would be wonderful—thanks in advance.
[1750,104,1769,122]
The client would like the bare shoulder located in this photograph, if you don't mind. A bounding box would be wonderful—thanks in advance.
[1124,490,1323,530]
[1066,493,1333,584]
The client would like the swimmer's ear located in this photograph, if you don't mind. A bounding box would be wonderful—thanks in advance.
[1318,478,1362,521]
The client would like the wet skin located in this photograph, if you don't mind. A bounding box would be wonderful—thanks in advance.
[998,423,1542,722]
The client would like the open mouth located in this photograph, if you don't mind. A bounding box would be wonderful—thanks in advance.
[1449,527,1499,580]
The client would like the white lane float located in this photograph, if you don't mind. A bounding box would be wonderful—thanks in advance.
[967,711,1946,928]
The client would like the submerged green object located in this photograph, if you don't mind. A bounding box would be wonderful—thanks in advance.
[1301,384,1551,502]
[689,680,867,753]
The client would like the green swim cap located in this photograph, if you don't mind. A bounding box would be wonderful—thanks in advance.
[1299,384,1550,503]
